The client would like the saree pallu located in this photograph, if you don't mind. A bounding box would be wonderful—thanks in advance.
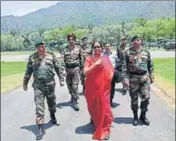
[84,56,114,140]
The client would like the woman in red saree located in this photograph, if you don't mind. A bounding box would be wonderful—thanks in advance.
[84,41,114,140]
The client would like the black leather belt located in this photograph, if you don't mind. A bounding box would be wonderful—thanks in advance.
[129,71,147,75]
[35,77,54,83]
[65,64,79,68]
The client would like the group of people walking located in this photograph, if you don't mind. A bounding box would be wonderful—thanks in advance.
[23,32,154,140]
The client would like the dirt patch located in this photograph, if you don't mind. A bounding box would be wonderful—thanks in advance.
[151,81,175,110]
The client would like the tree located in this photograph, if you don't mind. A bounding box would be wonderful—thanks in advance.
[133,18,147,26]
[88,22,95,33]
[21,33,33,48]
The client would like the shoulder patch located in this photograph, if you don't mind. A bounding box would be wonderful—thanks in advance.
[75,45,81,49]
[29,52,37,58]
[47,51,54,55]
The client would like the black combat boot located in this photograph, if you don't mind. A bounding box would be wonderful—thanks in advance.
[73,98,79,111]
[132,111,138,126]
[50,112,57,124]
[36,124,45,140]
[139,111,150,126]
[122,89,127,95]
[70,96,74,103]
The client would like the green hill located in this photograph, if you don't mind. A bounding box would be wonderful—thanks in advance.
[1,1,175,33]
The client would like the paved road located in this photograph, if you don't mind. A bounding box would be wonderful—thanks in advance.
[1,82,175,141]
[150,51,175,58]
[1,51,175,62]
[1,55,29,62]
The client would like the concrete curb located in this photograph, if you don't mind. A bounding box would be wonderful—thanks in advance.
[1,85,23,95]
[151,83,175,109]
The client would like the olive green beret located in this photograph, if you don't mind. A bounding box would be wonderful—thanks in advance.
[35,38,45,47]
[131,35,142,42]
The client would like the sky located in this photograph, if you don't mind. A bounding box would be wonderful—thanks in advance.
[1,1,60,16]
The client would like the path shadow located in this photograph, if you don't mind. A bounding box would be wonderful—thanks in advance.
[114,117,144,126]
[79,92,85,96]
[21,120,58,136]
[111,102,120,108]
[114,117,133,124]
[56,101,80,111]
[75,122,94,135]
[115,88,124,93]
[56,101,72,109]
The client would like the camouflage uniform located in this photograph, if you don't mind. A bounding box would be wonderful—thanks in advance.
[23,49,64,125]
[123,36,154,125]
[117,45,129,94]
[63,45,83,102]
[126,47,154,111]
[55,52,66,77]
[80,44,92,93]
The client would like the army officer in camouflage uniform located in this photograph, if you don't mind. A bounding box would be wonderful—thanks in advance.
[23,38,64,140]
[117,36,129,95]
[123,35,154,126]
[80,36,92,94]
[63,33,83,111]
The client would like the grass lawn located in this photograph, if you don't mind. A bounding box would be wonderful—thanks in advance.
[153,58,175,100]
[1,58,175,96]
[1,73,25,94]
[1,61,27,93]
[1,62,27,77]
[111,47,165,52]
[153,58,175,85]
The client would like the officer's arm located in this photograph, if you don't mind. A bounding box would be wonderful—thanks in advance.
[79,48,83,68]
[121,52,127,74]
[63,49,67,64]
[111,54,117,68]
[148,51,154,83]
[125,51,130,75]
[23,56,33,86]
[53,54,64,83]
[121,51,129,83]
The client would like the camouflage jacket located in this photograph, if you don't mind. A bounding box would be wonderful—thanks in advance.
[116,46,129,72]
[81,47,92,63]
[123,47,154,78]
[23,51,64,84]
[63,45,83,69]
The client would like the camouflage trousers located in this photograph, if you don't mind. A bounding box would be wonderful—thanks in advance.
[66,67,80,100]
[129,74,150,112]
[79,68,85,93]
[32,78,56,125]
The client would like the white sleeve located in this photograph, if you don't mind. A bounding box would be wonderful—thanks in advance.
[109,54,117,68]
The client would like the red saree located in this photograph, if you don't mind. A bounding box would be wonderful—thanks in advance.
[84,55,114,140]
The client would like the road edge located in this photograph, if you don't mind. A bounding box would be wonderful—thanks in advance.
[151,83,175,111]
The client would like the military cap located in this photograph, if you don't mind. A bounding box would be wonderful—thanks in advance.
[81,36,88,41]
[67,33,76,41]
[120,36,127,40]
[35,38,45,47]
[131,35,142,42]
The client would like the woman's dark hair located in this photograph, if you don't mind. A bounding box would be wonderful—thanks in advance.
[104,43,110,47]
[91,40,103,52]
[91,40,103,48]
